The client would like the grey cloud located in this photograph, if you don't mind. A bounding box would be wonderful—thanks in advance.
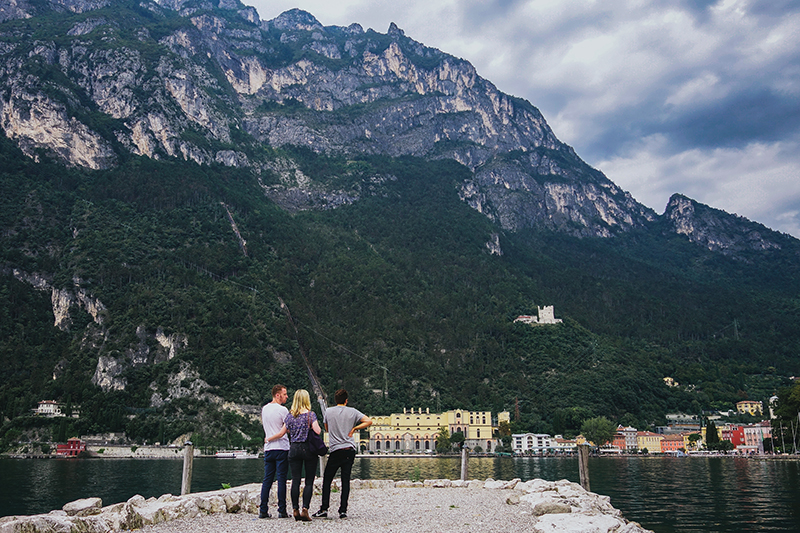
[661,89,800,150]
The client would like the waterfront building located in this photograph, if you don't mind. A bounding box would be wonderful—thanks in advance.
[56,438,86,457]
[660,434,686,453]
[741,421,772,453]
[367,408,510,453]
[736,400,763,417]
[617,425,638,451]
[636,431,664,453]
[512,433,553,454]
[551,436,577,453]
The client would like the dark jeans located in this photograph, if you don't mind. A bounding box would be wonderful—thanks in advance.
[260,449,288,515]
[320,447,356,513]
[288,442,317,510]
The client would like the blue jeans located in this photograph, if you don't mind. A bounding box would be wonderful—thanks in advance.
[260,449,288,515]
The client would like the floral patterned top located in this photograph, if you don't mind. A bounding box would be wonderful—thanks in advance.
[284,411,318,443]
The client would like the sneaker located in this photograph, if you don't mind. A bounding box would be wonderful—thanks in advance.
[278,512,289,518]
[339,512,347,519]
[258,511,270,519]
[312,509,328,518]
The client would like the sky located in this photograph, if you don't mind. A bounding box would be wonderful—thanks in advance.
[248,0,800,237]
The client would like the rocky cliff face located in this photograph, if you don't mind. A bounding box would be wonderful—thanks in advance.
[0,0,662,238]
[663,194,785,255]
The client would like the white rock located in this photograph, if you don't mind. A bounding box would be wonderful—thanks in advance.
[63,497,103,516]
[532,512,625,533]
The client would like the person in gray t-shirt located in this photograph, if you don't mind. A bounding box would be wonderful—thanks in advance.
[312,389,372,519]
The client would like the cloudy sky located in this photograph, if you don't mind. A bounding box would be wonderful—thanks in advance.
[248,0,800,237]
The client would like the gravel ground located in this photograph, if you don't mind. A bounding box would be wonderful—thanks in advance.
[139,488,533,533]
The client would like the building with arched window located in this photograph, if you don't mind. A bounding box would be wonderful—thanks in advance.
[367,408,510,453]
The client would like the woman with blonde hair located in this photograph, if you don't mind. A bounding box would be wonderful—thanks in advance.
[283,389,322,521]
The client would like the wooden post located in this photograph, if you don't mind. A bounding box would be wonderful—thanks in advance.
[460,446,469,481]
[181,442,194,495]
[577,444,590,491]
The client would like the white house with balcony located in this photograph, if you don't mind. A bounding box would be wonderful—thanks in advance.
[512,433,553,454]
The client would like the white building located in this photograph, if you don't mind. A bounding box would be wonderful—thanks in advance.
[35,400,63,417]
[513,305,563,325]
[551,435,577,453]
[617,425,638,451]
[512,433,553,454]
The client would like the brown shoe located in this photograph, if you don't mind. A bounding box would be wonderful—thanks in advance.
[293,509,300,521]
[300,508,312,522]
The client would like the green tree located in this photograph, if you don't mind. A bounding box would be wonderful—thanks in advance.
[705,419,720,448]
[450,430,465,450]
[497,420,511,437]
[435,427,450,453]
[717,440,734,452]
[687,433,702,450]
[580,416,615,447]
[771,382,800,453]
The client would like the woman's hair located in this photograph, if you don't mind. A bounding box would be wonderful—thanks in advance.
[290,389,311,417]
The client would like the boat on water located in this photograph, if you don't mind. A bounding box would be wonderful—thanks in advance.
[214,450,258,458]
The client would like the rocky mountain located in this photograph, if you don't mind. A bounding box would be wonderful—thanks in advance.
[1,0,798,450]
[1,0,662,239]
[663,194,786,255]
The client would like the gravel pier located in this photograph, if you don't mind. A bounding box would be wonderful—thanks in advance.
[139,487,532,533]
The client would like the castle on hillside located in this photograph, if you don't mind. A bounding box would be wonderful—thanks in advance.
[513,305,563,325]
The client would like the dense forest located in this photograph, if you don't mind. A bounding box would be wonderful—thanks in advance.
[0,134,796,451]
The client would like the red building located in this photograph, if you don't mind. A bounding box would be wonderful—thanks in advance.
[56,438,85,457]
[661,434,685,453]
[721,425,745,447]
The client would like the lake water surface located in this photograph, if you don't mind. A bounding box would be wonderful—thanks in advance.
[1,455,797,532]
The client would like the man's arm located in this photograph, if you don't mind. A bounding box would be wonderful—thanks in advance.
[348,415,372,438]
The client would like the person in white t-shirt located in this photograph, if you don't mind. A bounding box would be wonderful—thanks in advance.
[259,384,290,518]
[312,389,372,519]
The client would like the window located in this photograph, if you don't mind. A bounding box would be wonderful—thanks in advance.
[477,429,480,438]
[415,441,420,450]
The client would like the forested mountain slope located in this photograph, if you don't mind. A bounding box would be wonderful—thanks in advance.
[1,0,798,449]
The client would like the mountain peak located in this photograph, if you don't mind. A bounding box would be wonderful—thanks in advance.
[269,8,322,31]
[387,22,405,37]
[664,193,783,254]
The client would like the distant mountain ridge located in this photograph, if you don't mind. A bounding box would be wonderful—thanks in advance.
[0,0,787,252]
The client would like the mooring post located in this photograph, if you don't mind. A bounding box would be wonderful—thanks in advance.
[181,441,194,495]
[460,446,469,481]
[577,443,590,491]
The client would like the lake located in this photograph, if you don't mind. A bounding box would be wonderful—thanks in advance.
[1,455,798,532]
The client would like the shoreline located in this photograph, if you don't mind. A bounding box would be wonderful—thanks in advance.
[0,478,654,533]
[2,452,798,460]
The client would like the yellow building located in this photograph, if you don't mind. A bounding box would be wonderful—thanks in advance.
[736,400,763,417]
[636,431,664,453]
[368,408,510,453]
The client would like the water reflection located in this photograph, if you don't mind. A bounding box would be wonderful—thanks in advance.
[1,456,798,532]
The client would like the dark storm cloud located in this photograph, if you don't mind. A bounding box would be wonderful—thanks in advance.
[662,89,800,150]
